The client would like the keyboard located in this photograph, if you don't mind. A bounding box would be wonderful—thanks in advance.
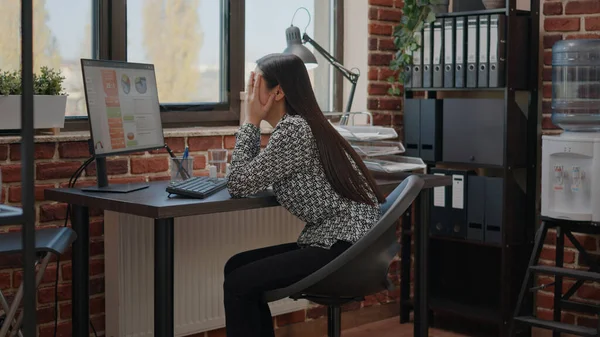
[166,176,228,199]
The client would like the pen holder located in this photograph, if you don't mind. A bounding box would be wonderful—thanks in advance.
[170,157,193,183]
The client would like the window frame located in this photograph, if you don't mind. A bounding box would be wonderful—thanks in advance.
[64,0,343,131]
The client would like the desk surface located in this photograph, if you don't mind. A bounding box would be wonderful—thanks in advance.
[45,172,450,219]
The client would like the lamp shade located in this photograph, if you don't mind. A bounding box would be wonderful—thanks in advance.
[283,25,318,69]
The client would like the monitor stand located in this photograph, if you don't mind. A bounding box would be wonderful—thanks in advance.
[81,157,150,193]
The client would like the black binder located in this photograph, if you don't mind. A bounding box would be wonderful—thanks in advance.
[432,18,444,88]
[455,17,466,88]
[430,169,451,237]
[489,14,506,87]
[443,18,455,88]
[430,168,472,239]
[467,175,485,241]
[423,22,433,88]
[466,15,478,88]
[485,177,503,244]
[478,15,490,88]
[412,30,423,88]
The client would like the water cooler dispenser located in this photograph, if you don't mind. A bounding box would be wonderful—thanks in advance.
[541,39,600,222]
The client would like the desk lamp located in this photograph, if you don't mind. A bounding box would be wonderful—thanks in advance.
[283,7,360,122]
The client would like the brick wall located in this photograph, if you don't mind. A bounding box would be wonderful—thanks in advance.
[538,0,600,328]
[0,131,402,336]
[367,0,600,330]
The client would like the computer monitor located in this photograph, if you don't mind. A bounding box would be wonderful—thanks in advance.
[81,59,165,193]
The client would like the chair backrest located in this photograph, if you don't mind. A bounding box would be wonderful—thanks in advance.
[264,175,425,302]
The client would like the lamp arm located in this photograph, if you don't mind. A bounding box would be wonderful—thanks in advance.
[302,33,359,84]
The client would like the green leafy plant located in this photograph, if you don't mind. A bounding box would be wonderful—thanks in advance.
[387,0,443,95]
[0,66,66,96]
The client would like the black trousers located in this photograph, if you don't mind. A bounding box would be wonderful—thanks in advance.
[223,240,351,337]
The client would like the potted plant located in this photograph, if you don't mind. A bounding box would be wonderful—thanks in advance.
[387,0,447,93]
[0,66,67,131]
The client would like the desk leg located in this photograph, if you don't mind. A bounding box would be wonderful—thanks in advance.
[155,218,175,337]
[414,190,430,337]
[71,205,90,337]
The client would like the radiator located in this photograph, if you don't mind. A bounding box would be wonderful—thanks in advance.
[104,207,309,337]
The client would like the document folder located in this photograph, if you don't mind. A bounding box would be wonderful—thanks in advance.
[412,30,423,88]
[443,18,455,88]
[478,15,490,88]
[489,14,506,87]
[430,169,450,237]
[449,170,471,239]
[433,18,444,88]
[467,175,485,241]
[466,16,478,88]
[454,17,466,88]
[423,22,433,88]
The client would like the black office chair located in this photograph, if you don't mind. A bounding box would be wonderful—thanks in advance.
[0,227,77,337]
[264,175,425,337]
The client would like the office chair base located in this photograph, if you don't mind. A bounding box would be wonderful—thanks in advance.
[327,306,341,337]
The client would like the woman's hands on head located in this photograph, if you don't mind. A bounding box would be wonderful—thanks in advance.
[245,71,276,127]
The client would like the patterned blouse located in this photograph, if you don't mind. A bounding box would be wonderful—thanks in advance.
[226,113,382,249]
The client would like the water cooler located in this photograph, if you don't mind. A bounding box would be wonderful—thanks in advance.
[541,39,600,222]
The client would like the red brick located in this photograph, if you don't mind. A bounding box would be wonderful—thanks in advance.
[543,83,552,99]
[565,33,600,39]
[223,136,236,149]
[543,2,563,15]
[38,320,71,337]
[543,67,553,82]
[58,180,97,189]
[0,145,7,161]
[585,17,600,31]
[395,0,404,8]
[0,271,11,290]
[342,301,362,312]
[85,158,129,176]
[90,277,105,295]
[10,142,55,161]
[369,0,394,6]
[38,283,72,304]
[566,233,598,251]
[188,136,223,151]
[536,308,553,321]
[109,176,147,185]
[368,83,391,96]
[276,310,306,326]
[193,155,207,170]
[8,183,55,202]
[368,98,379,110]
[576,283,600,299]
[369,53,393,66]
[58,141,90,159]
[373,113,393,126]
[565,0,600,14]
[90,218,104,237]
[369,7,378,20]
[379,38,397,51]
[369,23,393,36]
[149,175,170,182]
[306,306,326,319]
[61,259,104,281]
[543,34,563,49]
[37,305,56,324]
[131,157,169,174]
[14,264,57,287]
[40,203,68,222]
[378,98,402,110]
[544,17,581,32]
[536,292,554,309]
[90,314,106,334]
[0,253,23,269]
[539,246,576,264]
[90,240,104,256]
[60,297,104,319]
[368,68,379,81]
[151,137,185,154]
[578,316,599,329]
[378,8,402,22]
[1,164,21,182]
[542,100,552,115]
[369,37,379,51]
[544,50,553,66]
[36,161,83,180]
[379,67,399,81]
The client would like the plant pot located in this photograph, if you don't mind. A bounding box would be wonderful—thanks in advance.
[0,95,67,130]
[482,0,504,9]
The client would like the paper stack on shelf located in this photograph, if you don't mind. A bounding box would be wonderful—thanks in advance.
[363,156,427,173]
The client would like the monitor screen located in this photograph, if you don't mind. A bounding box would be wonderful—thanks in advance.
[81,59,165,157]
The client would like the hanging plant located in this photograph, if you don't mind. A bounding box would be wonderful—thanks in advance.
[387,0,446,95]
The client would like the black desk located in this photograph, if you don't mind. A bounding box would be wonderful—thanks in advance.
[45,172,450,337]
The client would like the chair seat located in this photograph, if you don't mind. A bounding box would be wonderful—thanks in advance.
[0,227,77,255]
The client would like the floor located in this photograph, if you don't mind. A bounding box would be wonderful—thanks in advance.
[340,318,468,337]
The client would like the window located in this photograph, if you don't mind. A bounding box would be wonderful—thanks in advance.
[0,0,95,118]
[245,0,336,112]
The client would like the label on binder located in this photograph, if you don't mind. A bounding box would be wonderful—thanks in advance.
[452,175,464,209]
[433,173,446,207]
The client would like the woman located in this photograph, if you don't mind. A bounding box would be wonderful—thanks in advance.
[224,53,386,337]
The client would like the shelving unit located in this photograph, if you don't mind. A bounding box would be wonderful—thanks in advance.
[397,0,540,335]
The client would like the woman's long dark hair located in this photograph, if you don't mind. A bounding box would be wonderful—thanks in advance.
[256,53,386,206]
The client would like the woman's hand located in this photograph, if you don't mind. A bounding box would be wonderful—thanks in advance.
[245,72,275,127]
